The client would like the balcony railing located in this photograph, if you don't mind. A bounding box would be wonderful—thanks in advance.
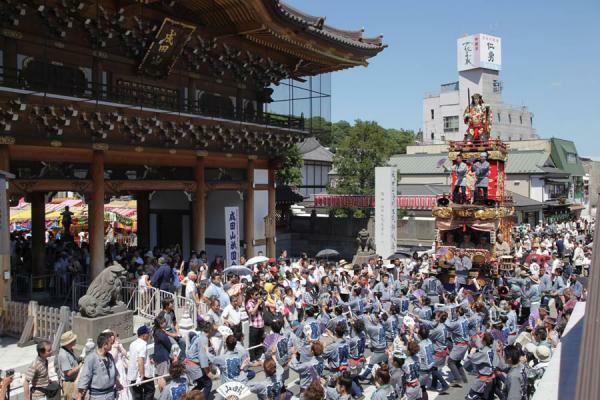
[448,139,508,153]
[0,65,305,131]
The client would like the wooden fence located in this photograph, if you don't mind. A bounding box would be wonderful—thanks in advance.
[1,300,29,337]
[1,300,76,350]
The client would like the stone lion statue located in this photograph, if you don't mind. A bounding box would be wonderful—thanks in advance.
[78,263,127,318]
[356,228,376,253]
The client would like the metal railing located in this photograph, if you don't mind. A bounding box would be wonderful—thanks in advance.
[0,64,306,131]
[134,286,198,325]
[11,272,87,305]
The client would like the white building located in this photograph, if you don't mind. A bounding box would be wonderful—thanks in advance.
[423,33,537,143]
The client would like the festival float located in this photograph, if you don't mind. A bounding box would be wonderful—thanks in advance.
[433,93,515,284]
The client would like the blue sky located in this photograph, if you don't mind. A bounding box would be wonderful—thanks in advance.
[285,0,600,158]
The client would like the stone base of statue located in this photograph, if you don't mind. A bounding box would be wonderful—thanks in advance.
[72,309,134,347]
[352,252,376,266]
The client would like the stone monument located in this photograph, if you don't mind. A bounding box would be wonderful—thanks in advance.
[72,263,134,345]
[351,228,377,265]
[375,166,397,259]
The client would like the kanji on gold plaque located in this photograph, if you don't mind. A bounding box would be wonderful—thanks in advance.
[139,18,195,78]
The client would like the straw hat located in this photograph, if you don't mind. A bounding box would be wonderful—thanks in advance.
[339,259,353,271]
[530,274,540,284]
[60,331,77,347]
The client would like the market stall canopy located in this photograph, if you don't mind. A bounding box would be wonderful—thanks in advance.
[10,197,137,231]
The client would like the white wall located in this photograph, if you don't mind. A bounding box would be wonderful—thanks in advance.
[506,175,530,198]
[423,96,441,143]
[530,176,545,202]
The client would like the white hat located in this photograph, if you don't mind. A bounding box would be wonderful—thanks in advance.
[403,316,416,329]
[535,345,551,362]
[218,326,233,337]
[525,342,537,356]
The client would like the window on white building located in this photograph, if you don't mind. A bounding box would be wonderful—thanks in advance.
[431,109,434,120]
[443,116,459,133]
[520,115,523,125]
[497,113,501,123]
[508,114,512,124]
[431,132,435,141]
[530,116,533,125]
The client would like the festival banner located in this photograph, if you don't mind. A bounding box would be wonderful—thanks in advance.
[224,207,240,267]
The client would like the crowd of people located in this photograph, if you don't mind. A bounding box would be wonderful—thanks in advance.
[12,217,593,400]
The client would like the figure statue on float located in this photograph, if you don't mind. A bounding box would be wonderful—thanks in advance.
[463,93,492,142]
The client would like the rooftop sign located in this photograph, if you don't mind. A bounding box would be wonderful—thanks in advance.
[457,34,502,72]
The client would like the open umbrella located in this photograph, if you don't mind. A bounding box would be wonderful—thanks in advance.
[244,256,269,266]
[315,249,339,259]
[223,265,253,276]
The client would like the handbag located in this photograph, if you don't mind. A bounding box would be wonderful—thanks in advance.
[32,382,60,399]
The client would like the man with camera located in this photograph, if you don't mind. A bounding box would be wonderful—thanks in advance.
[0,370,15,400]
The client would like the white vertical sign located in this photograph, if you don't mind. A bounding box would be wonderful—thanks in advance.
[457,34,479,72]
[479,34,501,71]
[375,167,397,259]
[224,207,240,267]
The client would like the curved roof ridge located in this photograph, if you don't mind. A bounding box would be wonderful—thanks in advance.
[275,0,385,50]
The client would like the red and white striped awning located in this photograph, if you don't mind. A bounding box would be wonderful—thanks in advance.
[313,194,438,210]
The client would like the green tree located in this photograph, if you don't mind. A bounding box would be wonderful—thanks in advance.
[330,120,352,152]
[386,128,416,154]
[331,120,392,195]
[276,144,303,186]
[307,116,332,145]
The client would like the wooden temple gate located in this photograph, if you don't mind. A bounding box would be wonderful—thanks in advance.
[0,0,385,306]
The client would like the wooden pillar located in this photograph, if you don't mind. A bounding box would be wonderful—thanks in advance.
[245,156,255,258]
[266,166,276,258]
[90,150,105,278]
[30,192,46,275]
[0,145,11,305]
[136,192,150,250]
[192,154,206,253]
